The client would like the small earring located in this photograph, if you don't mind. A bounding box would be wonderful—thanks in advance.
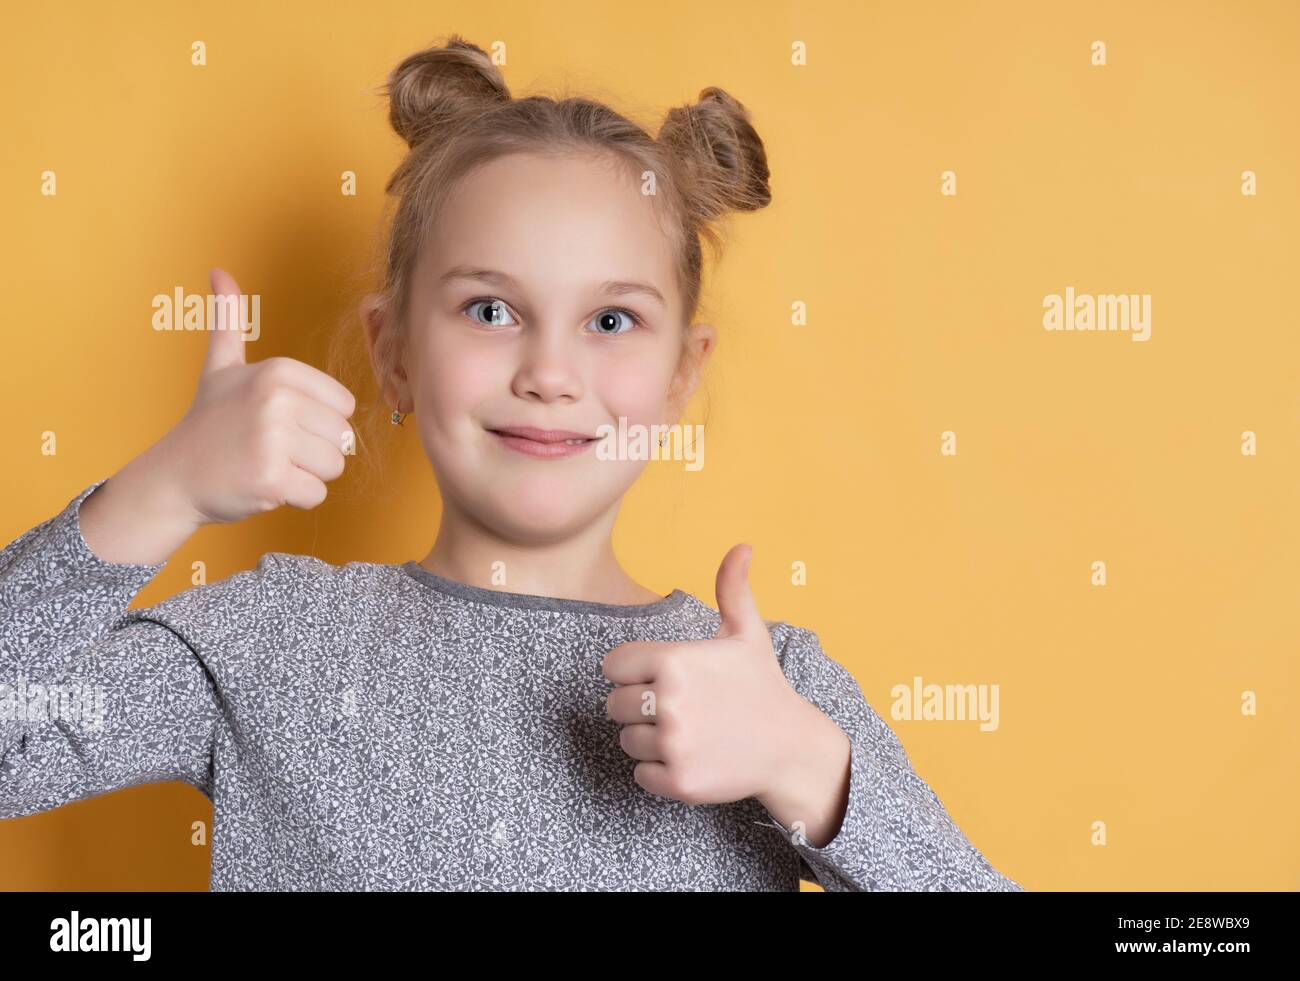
[390,409,406,426]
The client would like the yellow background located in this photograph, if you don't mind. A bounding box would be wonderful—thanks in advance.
[2,0,1297,890]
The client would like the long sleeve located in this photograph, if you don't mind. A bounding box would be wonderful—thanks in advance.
[764,625,1024,892]
[0,478,226,817]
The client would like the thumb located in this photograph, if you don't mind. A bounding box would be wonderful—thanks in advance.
[202,267,248,373]
[714,543,763,639]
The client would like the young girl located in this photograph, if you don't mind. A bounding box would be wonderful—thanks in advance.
[0,36,1021,892]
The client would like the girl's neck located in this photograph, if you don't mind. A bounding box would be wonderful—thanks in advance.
[416,497,665,606]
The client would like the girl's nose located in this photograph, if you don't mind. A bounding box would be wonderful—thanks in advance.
[510,330,585,403]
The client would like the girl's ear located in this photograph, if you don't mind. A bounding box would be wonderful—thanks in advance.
[667,321,716,420]
[360,293,411,411]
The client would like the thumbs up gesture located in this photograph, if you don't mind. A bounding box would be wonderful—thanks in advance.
[602,544,832,810]
[116,268,357,530]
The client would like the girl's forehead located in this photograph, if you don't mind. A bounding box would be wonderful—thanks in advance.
[446,151,659,227]
[427,154,679,297]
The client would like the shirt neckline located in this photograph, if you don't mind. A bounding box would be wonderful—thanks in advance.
[399,560,689,618]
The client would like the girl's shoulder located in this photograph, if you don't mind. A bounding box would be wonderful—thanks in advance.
[115,551,403,658]
[126,549,351,609]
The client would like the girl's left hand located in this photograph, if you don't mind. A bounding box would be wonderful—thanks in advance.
[603,544,822,806]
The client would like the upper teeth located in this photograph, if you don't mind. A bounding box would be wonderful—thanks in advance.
[563,438,586,444]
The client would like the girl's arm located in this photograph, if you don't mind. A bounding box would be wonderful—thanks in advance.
[2,269,353,820]
[764,625,1024,892]
[1,478,262,818]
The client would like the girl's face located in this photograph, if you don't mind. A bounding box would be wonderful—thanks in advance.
[380,150,713,544]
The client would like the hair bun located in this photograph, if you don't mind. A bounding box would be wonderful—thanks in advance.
[658,87,772,220]
[385,35,511,149]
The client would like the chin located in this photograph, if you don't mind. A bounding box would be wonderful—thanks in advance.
[479,498,598,545]
[469,475,609,542]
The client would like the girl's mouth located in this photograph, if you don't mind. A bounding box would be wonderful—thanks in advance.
[487,426,598,459]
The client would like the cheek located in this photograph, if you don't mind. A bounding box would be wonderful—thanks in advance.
[596,358,674,419]
[417,331,505,421]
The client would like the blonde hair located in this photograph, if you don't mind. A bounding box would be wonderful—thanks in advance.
[331,34,771,495]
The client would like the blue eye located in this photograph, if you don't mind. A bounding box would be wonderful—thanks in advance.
[587,308,643,334]
[460,298,643,333]
[463,298,518,327]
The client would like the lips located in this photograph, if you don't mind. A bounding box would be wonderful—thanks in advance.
[487,426,596,445]
[487,425,600,459]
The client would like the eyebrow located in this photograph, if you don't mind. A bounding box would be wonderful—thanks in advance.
[440,265,666,307]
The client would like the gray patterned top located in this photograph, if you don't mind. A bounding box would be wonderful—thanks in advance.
[1,478,1024,892]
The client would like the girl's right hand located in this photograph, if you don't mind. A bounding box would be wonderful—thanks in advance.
[79,268,357,565]
[154,267,358,525]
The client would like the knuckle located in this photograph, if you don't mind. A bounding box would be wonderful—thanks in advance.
[246,453,284,496]
[252,425,286,462]
[254,468,284,503]
[670,773,702,806]
[656,721,683,761]
[261,355,295,375]
[656,649,686,684]
[259,386,295,420]
[256,357,297,393]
